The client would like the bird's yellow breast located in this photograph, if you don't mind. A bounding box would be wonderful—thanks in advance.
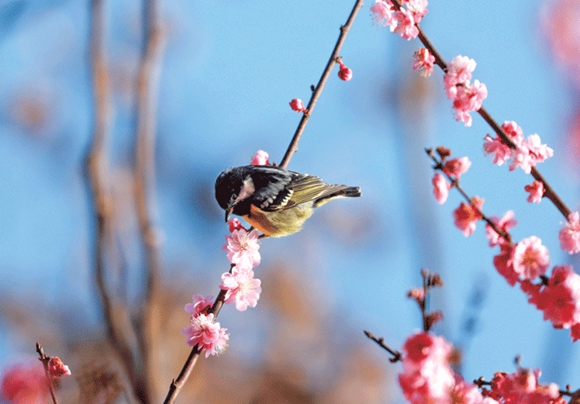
[244,203,314,237]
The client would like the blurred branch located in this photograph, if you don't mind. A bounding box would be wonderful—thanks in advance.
[86,0,139,402]
[132,0,166,401]
[279,0,364,169]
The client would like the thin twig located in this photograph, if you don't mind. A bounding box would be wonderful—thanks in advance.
[363,330,402,362]
[279,0,364,169]
[87,0,140,400]
[132,0,166,401]
[391,0,572,220]
[36,343,58,404]
[426,148,512,243]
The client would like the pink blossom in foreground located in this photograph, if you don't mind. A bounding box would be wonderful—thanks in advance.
[182,313,229,357]
[398,332,455,403]
[413,48,435,76]
[338,60,353,81]
[524,181,544,203]
[485,368,562,403]
[221,267,262,311]
[392,7,419,40]
[0,362,49,404]
[512,236,550,280]
[370,0,428,40]
[432,173,451,204]
[443,55,477,98]
[442,157,471,179]
[451,378,498,404]
[486,210,517,247]
[289,98,307,113]
[509,134,554,174]
[184,294,214,317]
[370,0,395,28]
[452,197,484,237]
[523,265,580,331]
[223,229,261,270]
[451,80,488,127]
[493,243,519,286]
[47,357,71,378]
[483,134,511,166]
[559,211,580,254]
[249,150,270,166]
[228,218,244,233]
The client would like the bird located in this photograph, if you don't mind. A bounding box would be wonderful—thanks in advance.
[214,165,361,237]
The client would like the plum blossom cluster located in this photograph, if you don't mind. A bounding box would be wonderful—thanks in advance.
[370,0,428,40]
[182,294,229,357]
[480,368,566,404]
[484,120,554,174]
[443,55,488,127]
[521,265,580,341]
[221,223,262,311]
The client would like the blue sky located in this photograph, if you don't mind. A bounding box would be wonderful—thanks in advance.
[0,0,579,399]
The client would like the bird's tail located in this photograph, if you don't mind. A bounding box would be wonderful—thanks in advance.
[314,186,361,207]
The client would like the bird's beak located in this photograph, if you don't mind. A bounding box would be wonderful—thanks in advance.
[225,206,233,223]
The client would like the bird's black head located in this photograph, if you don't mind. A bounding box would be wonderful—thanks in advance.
[214,167,254,220]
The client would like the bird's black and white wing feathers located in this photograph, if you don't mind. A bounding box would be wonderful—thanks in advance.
[249,165,353,212]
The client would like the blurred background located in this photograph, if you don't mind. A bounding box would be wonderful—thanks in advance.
[1,0,580,402]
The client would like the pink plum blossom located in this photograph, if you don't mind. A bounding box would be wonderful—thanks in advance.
[413,48,435,76]
[512,236,550,280]
[221,267,262,311]
[223,229,261,270]
[249,150,270,166]
[559,211,580,254]
[452,197,483,237]
[442,157,471,179]
[182,313,229,357]
[524,181,545,203]
[184,294,214,317]
[486,210,517,247]
[47,357,71,378]
[289,98,307,113]
[432,173,451,204]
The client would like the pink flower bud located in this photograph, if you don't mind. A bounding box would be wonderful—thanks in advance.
[289,98,307,113]
[338,62,353,81]
[48,357,71,378]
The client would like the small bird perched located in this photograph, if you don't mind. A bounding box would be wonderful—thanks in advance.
[215,165,361,237]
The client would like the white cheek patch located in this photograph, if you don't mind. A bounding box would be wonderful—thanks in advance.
[235,176,255,203]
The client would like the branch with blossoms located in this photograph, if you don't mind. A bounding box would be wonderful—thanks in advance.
[162,2,364,402]
[366,272,578,403]
[35,343,72,404]
[371,0,572,222]
[428,145,580,341]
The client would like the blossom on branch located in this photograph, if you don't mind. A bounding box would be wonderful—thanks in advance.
[289,98,307,114]
[484,368,562,403]
[413,48,435,76]
[338,60,353,81]
[432,173,451,204]
[486,210,517,247]
[452,197,484,236]
[370,0,428,40]
[184,294,214,317]
[524,181,545,203]
[493,243,519,286]
[47,357,71,378]
[250,150,270,166]
[398,332,455,403]
[221,267,262,311]
[223,229,261,270]
[442,157,471,179]
[559,211,580,254]
[443,56,487,126]
[182,313,229,358]
[512,236,550,280]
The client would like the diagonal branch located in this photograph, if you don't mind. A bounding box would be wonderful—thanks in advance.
[279,0,365,169]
